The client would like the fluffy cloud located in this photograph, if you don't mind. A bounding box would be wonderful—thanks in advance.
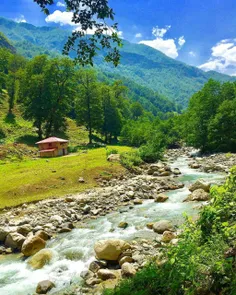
[139,26,185,59]
[14,15,26,23]
[135,33,142,38]
[45,10,74,26]
[57,1,66,7]
[46,10,123,37]
[199,39,236,75]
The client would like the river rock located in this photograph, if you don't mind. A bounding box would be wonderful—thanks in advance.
[28,249,53,269]
[0,227,9,243]
[118,222,129,229]
[146,223,154,229]
[153,220,174,234]
[107,154,121,162]
[189,162,201,169]
[121,262,136,277]
[154,194,169,203]
[17,224,32,236]
[35,230,50,241]
[172,168,181,175]
[89,261,101,273]
[36,280,55,294]
[184,189,210,202]
[94,239,131,261]
[5,232,25,251]
[119,256,134,266]
[21,235,46,257]
[97,269,117,280]
[162,231,176,243]
[133,198,143,205]
[189,179,211,193]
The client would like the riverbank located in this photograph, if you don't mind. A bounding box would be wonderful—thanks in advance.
[0,148,233,295]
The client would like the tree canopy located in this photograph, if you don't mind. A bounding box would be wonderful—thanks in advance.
[34,0,122,66]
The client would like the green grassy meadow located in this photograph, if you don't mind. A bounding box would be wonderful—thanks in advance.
[0,146,131,209]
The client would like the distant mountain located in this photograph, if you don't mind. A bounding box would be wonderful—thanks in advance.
[0,31,15,53]
[0,17,235,107]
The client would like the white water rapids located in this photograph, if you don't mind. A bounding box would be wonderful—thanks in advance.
[0,157,225,295]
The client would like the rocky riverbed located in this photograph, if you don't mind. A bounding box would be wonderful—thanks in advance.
[0,148,234,295]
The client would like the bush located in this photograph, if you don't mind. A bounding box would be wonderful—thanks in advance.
[103,167,236,295]
[120,151,143,170]
[68,145,80,153]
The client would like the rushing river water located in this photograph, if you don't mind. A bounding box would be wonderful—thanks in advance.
[0,157,225,295]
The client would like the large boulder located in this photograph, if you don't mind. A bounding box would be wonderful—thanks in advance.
[153,220,174,234]
[121,262,136,277]
[21,235,46,257]
[28,249,53,269]
[107,154,121,162]
[36,280,55,294]
[94,239,131,261]
[5,232,25,251]
[189,179,211,193]
[184,189,210,202]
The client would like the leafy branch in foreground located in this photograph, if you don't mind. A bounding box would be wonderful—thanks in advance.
[34,0,122,66]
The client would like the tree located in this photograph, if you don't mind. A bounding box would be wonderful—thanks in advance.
[34,0,122,66]
[75,69,102,143]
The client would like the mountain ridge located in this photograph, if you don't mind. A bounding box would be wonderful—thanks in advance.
[0,16,235,107]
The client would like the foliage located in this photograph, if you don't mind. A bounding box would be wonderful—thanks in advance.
[120,150,143,170]
[182,79,236,152]
[34,0,122,66]
[104,168,236,295]
[106,148,119,157]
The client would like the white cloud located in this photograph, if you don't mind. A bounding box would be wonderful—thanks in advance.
[135,33,142,38]
[139,25,185,59]
[14,15,26,23]
[178,36,186,47]
[199,39,236,75]
[45,10,74,26]
[56,1,66,7]
[189,51,196,57]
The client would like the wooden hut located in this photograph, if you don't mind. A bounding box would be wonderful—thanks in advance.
[36,137,69,158]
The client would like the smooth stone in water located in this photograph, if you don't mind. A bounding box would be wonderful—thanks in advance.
[153,220,174,234]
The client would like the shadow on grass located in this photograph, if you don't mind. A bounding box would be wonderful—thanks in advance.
[4,113,17,125]
[16,135,39,146]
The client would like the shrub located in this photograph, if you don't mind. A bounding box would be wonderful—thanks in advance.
[120,151,143,170]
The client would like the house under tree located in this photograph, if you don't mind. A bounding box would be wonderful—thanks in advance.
[36,137,69,158]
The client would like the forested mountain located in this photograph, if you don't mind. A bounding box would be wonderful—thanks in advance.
[0,32,15,53]
[0,17,235,107]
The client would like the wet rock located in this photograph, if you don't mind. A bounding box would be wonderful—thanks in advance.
[189,179,211,193]
[160,171,171,177]
[146,223,154,229]
[118,222,129,229]
[133,198,143,205]
[121,262,136,277]
[82,205,91,214]
[153,220,174,234]
[34,230,50,241]
[154,194,169,203]
[94,239,131,261]
[184,189,210,202]
[36,280,55,294]
[97,269,117,280]
[89,261,101,273]
[172,168,181,175]
[189,162,201,169]
[21,235,46,257]
[5,232,25,251]
[86,277,102,286]
[28,249,53,270]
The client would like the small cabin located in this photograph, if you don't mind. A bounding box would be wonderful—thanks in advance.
[36,137,69,158]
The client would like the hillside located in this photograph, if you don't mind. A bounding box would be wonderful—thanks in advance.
[0,31,15,53]
[0,17,235,107]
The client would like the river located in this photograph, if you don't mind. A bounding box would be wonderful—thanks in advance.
[0,157,225,295]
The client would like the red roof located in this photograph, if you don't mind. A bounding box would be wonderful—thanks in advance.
[39,148,56,153]
[36,137,69,144]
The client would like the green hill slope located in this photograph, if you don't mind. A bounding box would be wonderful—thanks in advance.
[0,17,234,107]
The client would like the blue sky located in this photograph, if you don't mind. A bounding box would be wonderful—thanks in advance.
[1,0,236,75]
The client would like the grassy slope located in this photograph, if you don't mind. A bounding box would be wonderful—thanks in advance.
[0,146,130,209]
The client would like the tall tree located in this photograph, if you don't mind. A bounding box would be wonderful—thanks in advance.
[76,69,102,143]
